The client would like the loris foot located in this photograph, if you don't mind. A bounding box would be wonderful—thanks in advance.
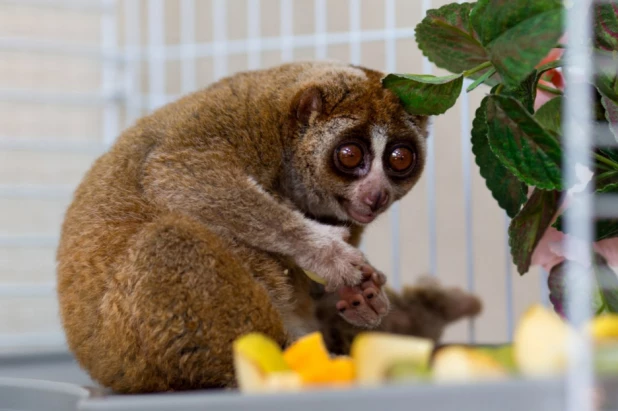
[335,267,390,328]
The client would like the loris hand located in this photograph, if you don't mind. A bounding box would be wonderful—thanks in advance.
[335,267,390,328]
[294,223,368,291]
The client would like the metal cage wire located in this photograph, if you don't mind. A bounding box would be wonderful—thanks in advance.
[0,0,463,349]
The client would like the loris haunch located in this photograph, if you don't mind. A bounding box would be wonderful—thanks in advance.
[56,61,429,393]
[313,276,483,356]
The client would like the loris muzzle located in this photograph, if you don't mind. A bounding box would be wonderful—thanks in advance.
[56,61,429,393]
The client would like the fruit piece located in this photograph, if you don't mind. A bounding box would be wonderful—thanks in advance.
[283,332,330,371]
[329,357,355,382]
[514,304,572,377]
[234,351,302,393]
[304,270,326,285]
[233,332,292,393]
[594,342,618,375]
[384,360,431,382]
[283,332,356,386]
[234,351,265,393]
[476,344,517,371]
[262,372,303,392]
[351,332,434,385]
[297,356,355,385]
[432,346,509,382]
[234,333,290,373]
[589,314,618,342]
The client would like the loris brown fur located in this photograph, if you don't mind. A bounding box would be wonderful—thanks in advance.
[56,61,429,394]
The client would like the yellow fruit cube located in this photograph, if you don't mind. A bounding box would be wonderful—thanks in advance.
[590,314,618,342]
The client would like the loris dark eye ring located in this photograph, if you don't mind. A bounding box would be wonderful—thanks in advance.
[386,145,417,176]
[335,143,364,170]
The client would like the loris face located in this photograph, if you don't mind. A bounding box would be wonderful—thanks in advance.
[284,66,428,226]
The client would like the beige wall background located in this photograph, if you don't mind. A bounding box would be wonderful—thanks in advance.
[0,0,547,351]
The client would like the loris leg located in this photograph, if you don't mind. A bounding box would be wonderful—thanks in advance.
[99,213,287,393]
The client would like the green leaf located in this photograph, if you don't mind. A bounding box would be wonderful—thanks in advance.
[415,3,495,82]
[470,0,562,46]
[595,174,618,241]
[486,95,563,190]
[553,171,618,241]
[597,220,618,241]
[533,96,563,136]
[488,8,565,87]
[471,96,528,218]
[382,73,463,116]
[594,3,618,52]
[509,189,560,275]
[536,59,562,75]
[600,92,618,142]
[548,261,607,317]
[596,72,618,103]
[466,67,497,92]
[554,214,618,243]
[595,254,618,313]
[492,70,538,114]
[597,150,618,168]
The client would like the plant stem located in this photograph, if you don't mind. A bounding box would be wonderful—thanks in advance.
[494,84,504,95]
[463,61,493,78]
[466,67,497,92]
[595,153,618,170]
[537,59,563,73]
[596,170,618,181]
[597,163,614,172]
[537,83,563,95]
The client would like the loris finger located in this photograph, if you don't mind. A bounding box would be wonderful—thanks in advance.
[373,271,387,285]
[358,264,386,284]
[360,269,387,287]
[357,270,389,316]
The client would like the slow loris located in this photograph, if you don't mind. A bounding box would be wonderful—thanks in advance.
[57,61,432,393]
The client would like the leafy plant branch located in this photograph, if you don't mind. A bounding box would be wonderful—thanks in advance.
[381,0,618,315]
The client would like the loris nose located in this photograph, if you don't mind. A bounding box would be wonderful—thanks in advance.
[363,190,389,212]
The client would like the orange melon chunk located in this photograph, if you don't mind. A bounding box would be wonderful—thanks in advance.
[297,357,355,385]
[283,332,356,386]
[283,332,330,371]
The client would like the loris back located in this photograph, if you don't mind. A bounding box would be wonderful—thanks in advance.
[56,61,429,393]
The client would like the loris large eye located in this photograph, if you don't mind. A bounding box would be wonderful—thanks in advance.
[386,144,417,177]
[334,143,364,171]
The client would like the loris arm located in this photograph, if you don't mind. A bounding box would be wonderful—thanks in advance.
[141,147,364,289]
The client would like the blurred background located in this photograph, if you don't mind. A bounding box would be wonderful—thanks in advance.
[0,0,547,358]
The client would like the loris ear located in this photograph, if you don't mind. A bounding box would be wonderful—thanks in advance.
[295,87,323,125]
[406,114,431,139]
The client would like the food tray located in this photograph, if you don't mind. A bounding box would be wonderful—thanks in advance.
[2,350,618,411]
[0,377,89,411]
[0,350,95,386]
[78,379,566,411]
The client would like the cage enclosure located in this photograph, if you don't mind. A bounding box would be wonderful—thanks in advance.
[0,0,617,410]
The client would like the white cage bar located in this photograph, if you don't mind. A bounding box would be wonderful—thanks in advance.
[563,0,595,410]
